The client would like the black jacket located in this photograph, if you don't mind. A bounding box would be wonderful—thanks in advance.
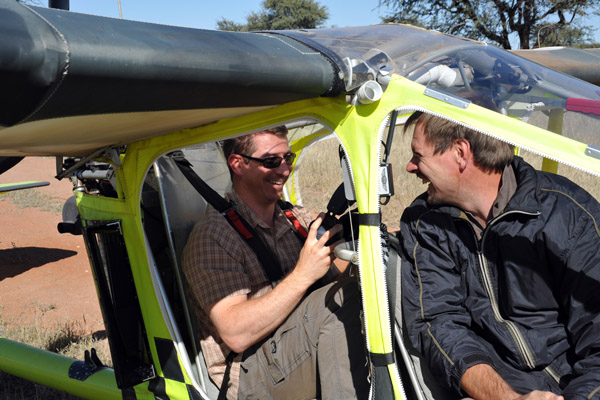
[400,157,600,399]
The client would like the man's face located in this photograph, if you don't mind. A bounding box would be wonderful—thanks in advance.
[406,121,460,205]
[237,132,292,206]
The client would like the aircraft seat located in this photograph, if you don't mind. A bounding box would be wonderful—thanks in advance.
[151,143,231,399]
[389,232,455,400]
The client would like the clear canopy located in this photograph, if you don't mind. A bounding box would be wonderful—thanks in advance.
[291,24,600,148]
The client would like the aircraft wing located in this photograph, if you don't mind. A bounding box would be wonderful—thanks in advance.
[0,0,342,157]
[0,181,49,194]
[2,0,600,159]
[512,47,600,86]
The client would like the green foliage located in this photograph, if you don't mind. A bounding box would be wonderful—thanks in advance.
[533,23,592,47]
[577,42,600,48]
[215,18,246,32]
[217,0,329,31]
[378,0,600,49]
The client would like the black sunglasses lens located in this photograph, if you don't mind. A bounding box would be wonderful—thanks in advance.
[261,153,295,168]
[262,157,281,168]
[284,153,296,165]
[245,152,296,168]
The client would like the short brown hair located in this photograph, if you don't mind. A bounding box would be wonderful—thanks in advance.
[404,112,514,173]
[221,126,289,177]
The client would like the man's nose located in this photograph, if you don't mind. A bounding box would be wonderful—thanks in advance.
[275,159,291,174]
[406,158,418,173]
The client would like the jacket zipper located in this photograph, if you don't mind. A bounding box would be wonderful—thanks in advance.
[476,208,563,385]
[475,210,543,372]
[478,250,560,381]
[476,251,537,369]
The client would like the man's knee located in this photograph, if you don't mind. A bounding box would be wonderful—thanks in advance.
[323,277,361,313]
[300,277,362,331]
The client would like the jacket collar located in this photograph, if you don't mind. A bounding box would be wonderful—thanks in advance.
[504,156,541,214]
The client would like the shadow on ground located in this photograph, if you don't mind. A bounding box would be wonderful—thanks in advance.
[0,247,77,280]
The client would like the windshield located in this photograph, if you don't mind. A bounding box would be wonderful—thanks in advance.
[285,24,600,149]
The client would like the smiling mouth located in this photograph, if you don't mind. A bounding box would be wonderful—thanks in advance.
[268,179,285,185]
[417,174,429,184]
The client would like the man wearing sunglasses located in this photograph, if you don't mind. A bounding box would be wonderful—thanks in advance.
[182,126,369,399]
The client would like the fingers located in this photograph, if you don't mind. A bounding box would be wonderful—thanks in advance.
[519,391,564,400]
[307,213,343,247]
[327,235,346,254]
[318,223,342,246]
[307,212,326,239]
[296,215,339,284]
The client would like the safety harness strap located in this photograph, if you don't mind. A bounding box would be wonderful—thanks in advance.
[278,200,308,241]
[217,351,238,400]
[224,209,253,240]
[174,157,285,283]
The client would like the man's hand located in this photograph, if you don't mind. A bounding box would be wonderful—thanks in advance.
[461,364,563,400]
[291,213,343,287]
[208,214,343,353]
[515,391,563,400]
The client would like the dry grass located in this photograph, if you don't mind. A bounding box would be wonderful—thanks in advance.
[3,189,63,214]
[0,308,111,400]
[0,372,80,400]
[295,126,600,230]
[295,137,345,215]
[296,129,438,229]
[518,149,600,200]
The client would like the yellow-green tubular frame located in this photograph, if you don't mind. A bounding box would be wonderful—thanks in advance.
[70,75,598,399]
[0,338,121,400]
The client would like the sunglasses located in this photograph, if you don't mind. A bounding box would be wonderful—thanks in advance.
[239,152,296,169]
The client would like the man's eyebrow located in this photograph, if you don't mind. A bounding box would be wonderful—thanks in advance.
[256,151,290,158]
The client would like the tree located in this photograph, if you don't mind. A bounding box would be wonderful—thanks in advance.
[217,0,329,31]
[216,18,246,32]
[378,0,600,49]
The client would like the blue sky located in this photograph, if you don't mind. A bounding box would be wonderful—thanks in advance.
[36,1,600,46]
[65,1,394,30]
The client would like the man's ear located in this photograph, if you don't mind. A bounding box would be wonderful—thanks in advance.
[228,153,245,177]
[454,138,472,172]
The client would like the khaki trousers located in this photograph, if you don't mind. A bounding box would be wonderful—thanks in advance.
[238,277,369,399]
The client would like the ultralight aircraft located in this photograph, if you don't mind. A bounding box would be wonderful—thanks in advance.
[1,0,600,399]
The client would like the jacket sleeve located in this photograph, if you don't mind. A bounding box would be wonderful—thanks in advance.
[400,200,494,394]
[554,193,600,400]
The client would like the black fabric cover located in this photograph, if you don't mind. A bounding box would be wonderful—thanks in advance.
[0,0,339,126]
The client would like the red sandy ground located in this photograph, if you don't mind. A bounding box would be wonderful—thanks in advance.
[0,157,104,335]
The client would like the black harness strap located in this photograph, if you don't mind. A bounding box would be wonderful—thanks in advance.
[370,351,395,366]
[174,158,285,284]
[217,351,237,400]
[358,212,381,226]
